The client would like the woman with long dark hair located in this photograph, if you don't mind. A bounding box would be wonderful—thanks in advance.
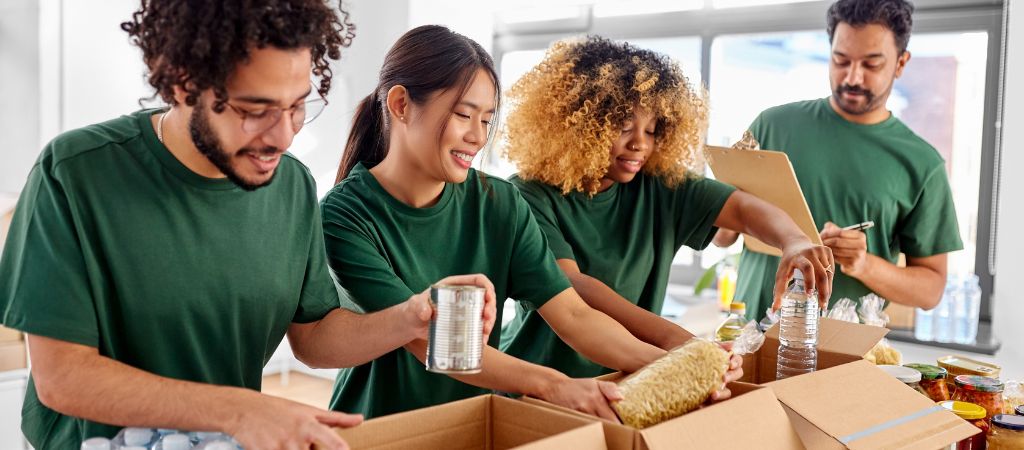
[321,25,742,420]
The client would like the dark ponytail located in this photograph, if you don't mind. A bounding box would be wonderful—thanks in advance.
[334,25,500,183]
[337,91,387,183]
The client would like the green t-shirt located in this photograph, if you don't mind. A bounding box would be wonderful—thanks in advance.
[735,98,963,321]
[321,163,572,418]
[0,110,340,449]
[501,173,735,378]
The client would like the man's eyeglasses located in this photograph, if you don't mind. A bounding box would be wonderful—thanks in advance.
[224,93,327,135]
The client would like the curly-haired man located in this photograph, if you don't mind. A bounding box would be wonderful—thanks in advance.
[715,0,962,321]
[0,2,496,449]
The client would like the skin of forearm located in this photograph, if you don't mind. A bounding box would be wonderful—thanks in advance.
[540,290,666,373]
[29,335,259,433]
[288,306,417,369]
[851,254,945,309]
[403,340,567,397]
[565,271,693,350]
[718,192,808,249]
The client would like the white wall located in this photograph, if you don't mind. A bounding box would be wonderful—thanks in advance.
[991,1,1024,378]
[0,0,40,194]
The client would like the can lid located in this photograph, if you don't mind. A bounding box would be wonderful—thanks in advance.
[954,374,1004,392]
[878,365,922,384]
[1016,405,1024,416]
[903,363,947,380]
[938,401,987,420]
[992,414,1024,431]
[730,302,746,312]
[431,283,485,291]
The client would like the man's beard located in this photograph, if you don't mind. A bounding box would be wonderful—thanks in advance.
[189,103,280,191]
[831,81,891,116]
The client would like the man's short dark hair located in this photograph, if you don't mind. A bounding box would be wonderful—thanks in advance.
[827,0,915,53]
[121,0,356,112]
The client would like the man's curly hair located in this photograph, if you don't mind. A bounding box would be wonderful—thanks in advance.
[121,0,355,112]
[503,36,708,195]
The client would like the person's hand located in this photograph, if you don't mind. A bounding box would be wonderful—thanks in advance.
[708,342,744,402]
[402,273,498,342]
[772,239,834,311]
[226,391,362,450]
[539,377,623,423]
[820,221,869,278]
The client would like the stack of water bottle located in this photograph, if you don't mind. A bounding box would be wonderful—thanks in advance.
[80,428,242,450]
[914,273,983,344]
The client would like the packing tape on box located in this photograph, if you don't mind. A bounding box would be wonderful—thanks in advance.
[839,405,945,444]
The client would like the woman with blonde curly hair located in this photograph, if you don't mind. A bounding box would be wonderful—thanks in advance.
[501,36,835,378]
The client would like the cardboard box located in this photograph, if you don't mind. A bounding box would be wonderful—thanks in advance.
[885,303,915,330]
[740,317,889,384]
[767,360,979,449]
[324,394,607,450]
[523,381,805,450]
[0,340,27,372]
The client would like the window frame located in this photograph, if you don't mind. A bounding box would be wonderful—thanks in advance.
[493,0,1005,328]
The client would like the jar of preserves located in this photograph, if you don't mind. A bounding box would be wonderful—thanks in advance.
[953,375,1005,421]
[879,365,927,396]
[906,363,950,402]
[939,401,988,450]
[988,414,1024,449]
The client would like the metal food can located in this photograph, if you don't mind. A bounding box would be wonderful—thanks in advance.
[426,284,485,374]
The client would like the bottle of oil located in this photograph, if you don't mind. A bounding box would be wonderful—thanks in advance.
[715,302,746,343]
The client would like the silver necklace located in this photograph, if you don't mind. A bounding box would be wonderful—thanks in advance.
[156,111,168,144]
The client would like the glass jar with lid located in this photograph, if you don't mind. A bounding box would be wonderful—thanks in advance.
[879,365,927,396]
[953,375,1005,421]
[906,363,950,402]
[938,401,988,450]
[988,414,1024,449]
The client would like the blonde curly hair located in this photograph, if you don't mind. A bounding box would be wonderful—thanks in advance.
[503,36,708,195]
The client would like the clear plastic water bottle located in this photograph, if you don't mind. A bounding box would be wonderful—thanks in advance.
[933,276,957,343]
[913,305,934,341]
[954,274,982,344]
[112,427,157,449]
[776,269,818,380]
[156,433,194,450]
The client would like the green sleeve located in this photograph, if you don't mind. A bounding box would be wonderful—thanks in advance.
[514,182,575,261]
[321,198,415,313]
[897,165,963,257]
[747,112,766,144]
[293,206,343,323]
[506,191,573,311]
[0,155,99,347]
[672,177,736,250]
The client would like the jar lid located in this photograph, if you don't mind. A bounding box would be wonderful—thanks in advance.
[879,365,922,384]
[992,414,1024,431]
[938,401,987,420]
[903,363,947,380]
[954,375,1004,392]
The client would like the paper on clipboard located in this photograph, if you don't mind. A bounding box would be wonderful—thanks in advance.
[706,145,821,256]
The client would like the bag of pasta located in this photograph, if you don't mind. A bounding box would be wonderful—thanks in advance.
[612,325,763,428]
[858,294,902,365]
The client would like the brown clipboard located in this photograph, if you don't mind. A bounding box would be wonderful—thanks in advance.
[706,145,821,256]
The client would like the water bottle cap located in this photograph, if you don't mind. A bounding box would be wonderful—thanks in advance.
[791,269,804,281]
[80,437,111,450]
[121,447,147,450]
[123,428,154,446]
[204,442,238,450]
[160,433,192,450]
